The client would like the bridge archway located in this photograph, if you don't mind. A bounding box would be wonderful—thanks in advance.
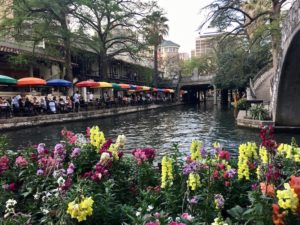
[274,29,300,126]
[180,84,214,103]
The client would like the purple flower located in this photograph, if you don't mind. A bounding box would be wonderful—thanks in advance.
[200,147,207,158]
[67,163,75,175]
[214,194,225,209]
[226,169,236,178]
[251,183,259,190]
[37,143,46,154]
[183,161,200,175]
[71,148,81,158]
[188,196,199,204]
[37,169,44,176]
[54,144,66,162]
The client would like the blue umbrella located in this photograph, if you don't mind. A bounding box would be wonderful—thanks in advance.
[46,79,72,87]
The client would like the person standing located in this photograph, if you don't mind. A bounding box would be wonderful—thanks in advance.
[73,91,80,112]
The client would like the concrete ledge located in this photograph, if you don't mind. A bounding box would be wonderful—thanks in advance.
[236,110,274,129]
[0,103,182,131]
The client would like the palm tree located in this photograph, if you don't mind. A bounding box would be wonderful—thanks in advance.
[142,11,169,86]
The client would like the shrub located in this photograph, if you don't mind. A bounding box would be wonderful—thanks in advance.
[237,98,250,110]
[249,104,270,120]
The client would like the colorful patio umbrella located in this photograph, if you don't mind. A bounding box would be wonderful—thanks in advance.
[111,83,121,89]
[151,88,158,92]
[157,88,165,92]
[0,75,17,85]
[164,89,175,93]
[46,79,72,87]
[17,77,46,87]
[118,83,130,89]
[75,80,98,88]
[129,84,137,90]
[93,82,113,88]
[142,86,151,91]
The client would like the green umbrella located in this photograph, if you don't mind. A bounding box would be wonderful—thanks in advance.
[0,75,17,85]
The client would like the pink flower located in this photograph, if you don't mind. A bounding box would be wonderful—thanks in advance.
[169,222,186,225]
[15,156,28,168]
[181,213,193,221]
[132,148,156,165]
[86,127,91,136]
[0,155,9,174]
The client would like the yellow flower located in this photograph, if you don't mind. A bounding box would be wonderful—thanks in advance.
[237,142,257,180]
[277,183,299,212]
[108,143,120,160]
[256,166,261,180]
[259,146,268,164]
[190,140,202,161]
[67,196,94,222]
[161,156,173,188]
[90,126,105,149]
[187,173,201,191]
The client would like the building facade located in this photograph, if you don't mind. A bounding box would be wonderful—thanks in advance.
[158,40,180,79]
[195,31,222,57]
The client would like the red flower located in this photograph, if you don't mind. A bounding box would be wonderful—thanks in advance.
[225,181,231,187]
[219,151,230,160]
[213,170,219,179]
[4,183,16,192]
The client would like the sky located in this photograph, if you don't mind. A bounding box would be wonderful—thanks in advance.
[157,0,214,55]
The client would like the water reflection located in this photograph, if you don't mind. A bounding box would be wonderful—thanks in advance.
[1,104,300,156]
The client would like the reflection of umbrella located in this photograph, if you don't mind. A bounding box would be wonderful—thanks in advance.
[46,79,72,87]
[17,77,46,87]
[151,88,158,92]
[75,81,98,88]
[0,75,17,85]
[93,82,112,88]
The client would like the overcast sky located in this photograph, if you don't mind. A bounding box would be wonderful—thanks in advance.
[156,0,294,55]
[156,0,214,55]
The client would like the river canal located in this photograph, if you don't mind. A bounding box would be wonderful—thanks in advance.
[1,104,300,156]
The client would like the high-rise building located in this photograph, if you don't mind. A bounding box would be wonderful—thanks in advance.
[195,31,222,57]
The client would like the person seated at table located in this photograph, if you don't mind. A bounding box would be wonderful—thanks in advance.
[65,96,73,112]
[40,97,48,113]
[0,97,11,118]
[12,95,20,116]
[58,97,66,113]
[32,97,41,115]
[79,96,88,111]
[24,98,33,116]
[48,97,57,114]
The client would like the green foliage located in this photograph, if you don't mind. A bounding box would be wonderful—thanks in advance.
[249,104,270,120]
[236,98,250,111]
[214,36,271,89]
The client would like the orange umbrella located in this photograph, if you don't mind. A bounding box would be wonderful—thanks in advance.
[118,83,130,89]
[75,80,98,88]
[17,77,46,87]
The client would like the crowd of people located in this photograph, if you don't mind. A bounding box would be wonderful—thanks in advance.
[0,91,174,118]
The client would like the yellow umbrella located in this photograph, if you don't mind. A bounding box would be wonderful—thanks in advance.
[93,82,113,88]
[142,86,151,91]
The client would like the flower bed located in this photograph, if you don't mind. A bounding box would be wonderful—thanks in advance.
[0,126,300,224]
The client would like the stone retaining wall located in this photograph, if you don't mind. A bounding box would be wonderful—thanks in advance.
[236,110,274,129]
[0,103,182,131]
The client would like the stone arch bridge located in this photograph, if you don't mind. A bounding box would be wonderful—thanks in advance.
[271,0,300,126]
[158,74,216,103]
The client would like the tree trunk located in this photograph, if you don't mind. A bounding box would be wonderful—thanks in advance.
[153,44,158,86]
[99,53,109,80]
[270,2,282,69]
[61,17,72,81]
[221,89,228,105]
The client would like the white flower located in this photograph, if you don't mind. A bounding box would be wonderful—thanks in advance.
[6,199,17,208]
[41,208,49,215]
[100,152,111,165]
[57,176,65,186]
[46,192,52,198]
[34,193,40,200]
[135,211,141,217]
[116,135,126,148]
[147,205,154,212]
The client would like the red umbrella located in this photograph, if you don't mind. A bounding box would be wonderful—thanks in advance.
[75,80,98,88]
[17,77,46,87]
